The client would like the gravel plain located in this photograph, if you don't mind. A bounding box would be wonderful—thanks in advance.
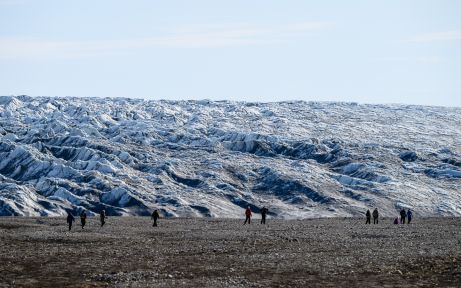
[0,217,460,287]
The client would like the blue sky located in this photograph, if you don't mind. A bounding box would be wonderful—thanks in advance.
[1,0,460,106]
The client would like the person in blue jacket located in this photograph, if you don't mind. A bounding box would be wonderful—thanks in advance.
[407,209,413,224]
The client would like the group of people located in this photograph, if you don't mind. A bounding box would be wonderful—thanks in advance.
[66,210,106,231]
[365,208,414,225]
[66,205,415,230]
[244,206,269,225]
[365,208,380,224]
[65,206,270,230]
[66,208,156,231]
[394,208,413,224]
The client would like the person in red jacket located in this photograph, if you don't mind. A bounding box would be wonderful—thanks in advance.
[244,206,252,225]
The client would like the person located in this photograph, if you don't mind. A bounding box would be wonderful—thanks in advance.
[400,208,406,224]
[365,209,371,224]
[151,209,160,227]
[260,206,268,224]
[407,209,413,224]
[100,209,106,227]
[66,211,75,231]
[393,217,399,224]
[80,210,87,229]
[372,208,379,224]
[244,206,252,225]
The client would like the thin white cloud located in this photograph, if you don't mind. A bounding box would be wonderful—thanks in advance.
[415,56,443,64]
[371,56,443,64]
[0,0,29,5]
[0,21,335,60]
[285,21,336,31]
[406,30,461,43]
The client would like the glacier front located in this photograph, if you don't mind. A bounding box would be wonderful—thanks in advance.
[0,96,460,218]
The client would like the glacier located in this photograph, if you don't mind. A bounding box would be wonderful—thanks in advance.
[0,95,460,218]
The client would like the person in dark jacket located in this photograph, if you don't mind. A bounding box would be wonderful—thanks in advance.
[372,208,379,224]
[100,209,106,227]
[151,209,160,227]
[365,209,371,224]
[66,211,75,231]
[400,208,406,224]
[244,206,252,225]
[80,210,87,229]
[260,206,268,224]
[407,209,413,224]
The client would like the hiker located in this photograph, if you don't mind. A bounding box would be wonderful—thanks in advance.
[393,217,399,224]
[151,209,160,227]
[400,208,406,224]
[260,206,268,224]
[66,211,75,231]
[365,209,371,224]
[100,210,106,227]
[407,209,413,224]
[80,210,87,229]
[244,206,252,225]
[372,208,379,224]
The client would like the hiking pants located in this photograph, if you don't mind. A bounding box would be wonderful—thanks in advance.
[244,216,251,225]
[373,217,378,224]
[366,217,371,224]
[261,215,266,224]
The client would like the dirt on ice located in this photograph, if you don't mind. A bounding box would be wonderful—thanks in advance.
[0,217,460,287]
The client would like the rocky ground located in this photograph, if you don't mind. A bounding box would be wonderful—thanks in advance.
[0,217,460,287]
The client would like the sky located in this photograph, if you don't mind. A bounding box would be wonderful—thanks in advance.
[0,0,460,106]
